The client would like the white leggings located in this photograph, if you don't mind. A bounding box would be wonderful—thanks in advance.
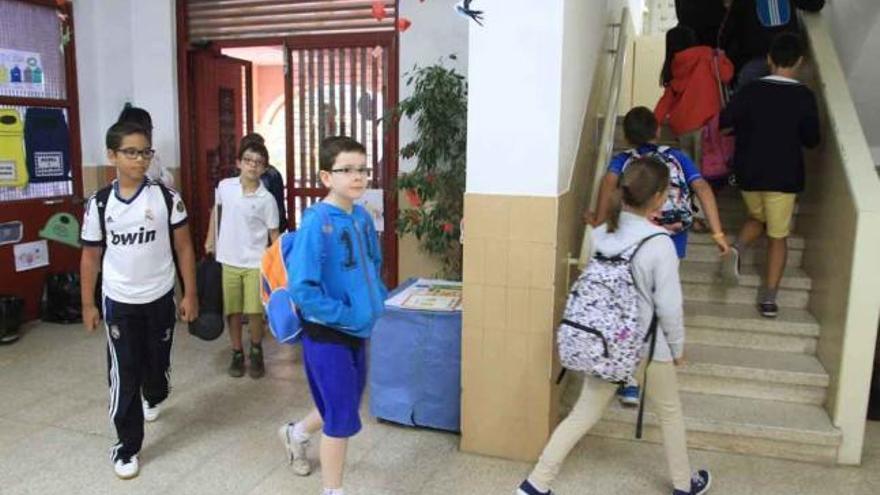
[528,361,692,492]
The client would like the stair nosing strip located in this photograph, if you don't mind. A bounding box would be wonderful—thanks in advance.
[678,363,829,387]
[598,412,842,445]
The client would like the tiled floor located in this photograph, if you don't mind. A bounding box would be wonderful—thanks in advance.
[1,321,878,494]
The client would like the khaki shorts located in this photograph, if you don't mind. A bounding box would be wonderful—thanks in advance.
[741,191,797,239]
[221,264,262,315]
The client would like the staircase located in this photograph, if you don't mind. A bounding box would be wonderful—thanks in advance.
[567,124,843,464]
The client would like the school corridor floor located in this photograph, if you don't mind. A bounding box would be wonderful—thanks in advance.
[0,321,878,494]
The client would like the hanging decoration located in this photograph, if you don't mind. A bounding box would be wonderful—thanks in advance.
[397,17,412,32]
[454,0,484,26]
[39,212,80,248]
[371,1,386,21]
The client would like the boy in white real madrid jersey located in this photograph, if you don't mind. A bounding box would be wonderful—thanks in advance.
[80,121,198,480]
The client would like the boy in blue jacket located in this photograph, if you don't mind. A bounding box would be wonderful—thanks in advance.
[278,136,387,495]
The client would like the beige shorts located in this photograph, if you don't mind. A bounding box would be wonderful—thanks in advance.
[741,191,797,239]
[221,264,262,315]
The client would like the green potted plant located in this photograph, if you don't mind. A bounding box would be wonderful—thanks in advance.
[395,58,467,280]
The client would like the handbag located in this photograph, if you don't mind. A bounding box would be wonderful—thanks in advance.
[700,49,736,180]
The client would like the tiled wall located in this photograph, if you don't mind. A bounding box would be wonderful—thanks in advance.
[459,189,592,461]
[460,193,560,460]
[459,29,613,460]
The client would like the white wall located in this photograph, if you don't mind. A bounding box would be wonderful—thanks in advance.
[72,0,178,168]
[558,0,608,192]
[467,0,631,196]
[131,0,179,170]
[399,0,469,173]
[826,1,880,150]
[466,0,564,196]
[612,0,645,34]
[826,0,880,75]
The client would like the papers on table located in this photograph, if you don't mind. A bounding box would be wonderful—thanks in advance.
[385,279,462,312]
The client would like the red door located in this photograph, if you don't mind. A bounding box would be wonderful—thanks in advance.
[0,0,82,321]
[184,50,253,254]
[285,37,399,286]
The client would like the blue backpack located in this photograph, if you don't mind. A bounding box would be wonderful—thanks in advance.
[756,0,792,28]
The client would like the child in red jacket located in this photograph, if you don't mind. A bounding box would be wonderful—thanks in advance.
[655,26,734,158]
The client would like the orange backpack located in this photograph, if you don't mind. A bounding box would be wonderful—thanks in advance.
[260,207,331,343]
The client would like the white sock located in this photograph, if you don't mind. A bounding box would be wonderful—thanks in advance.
[292,421,311,443]
[322,489,344,495]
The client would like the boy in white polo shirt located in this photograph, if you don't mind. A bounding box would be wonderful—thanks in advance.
[206,140,279,378]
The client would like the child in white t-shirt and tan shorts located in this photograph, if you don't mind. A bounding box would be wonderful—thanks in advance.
[206,139,279,378]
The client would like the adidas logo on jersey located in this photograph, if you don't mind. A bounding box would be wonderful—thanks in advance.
[110,227,157,246]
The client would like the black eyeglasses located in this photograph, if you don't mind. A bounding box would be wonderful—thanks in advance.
[116,148,156,160]
[330,167,373,178]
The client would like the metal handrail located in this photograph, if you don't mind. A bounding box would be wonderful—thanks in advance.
[569,7,632,270]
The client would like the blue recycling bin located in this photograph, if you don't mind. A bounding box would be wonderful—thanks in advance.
[369,279,462,432]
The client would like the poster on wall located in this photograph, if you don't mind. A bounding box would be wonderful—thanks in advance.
[0,221,23,246]
[355,189,384,232]
[13,239,49,272]
[0,48,45,93]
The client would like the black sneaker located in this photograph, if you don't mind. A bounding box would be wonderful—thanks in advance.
[758,301,778,318]
[516,479,552,495]
[249,344,265,379]
[228,350,245,378]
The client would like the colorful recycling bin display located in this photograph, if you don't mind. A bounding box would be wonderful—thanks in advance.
[39,212,81,248]
[25,108,71,182]
[0,108,29,188]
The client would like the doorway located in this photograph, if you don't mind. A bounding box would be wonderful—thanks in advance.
[178,2,400,286]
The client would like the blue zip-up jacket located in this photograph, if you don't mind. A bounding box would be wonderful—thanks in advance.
[289,202,388,338]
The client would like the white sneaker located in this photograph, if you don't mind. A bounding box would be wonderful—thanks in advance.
[143,400,160,422]
[278,423,311,476]
[113,455,139,479]
[723,246,741,285]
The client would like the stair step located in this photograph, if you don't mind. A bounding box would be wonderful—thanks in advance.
[681,345,828,386]
[684,302,820,336]
[686,243,803,267]
[587,392,841,463]
[685,302,820,354]
[689,232,806,251]
[676,344,828,404]
[687,326,817,354]
[679,261,812,291]
[682,282,809,308]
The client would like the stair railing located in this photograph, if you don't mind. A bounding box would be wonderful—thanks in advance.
[566,7,632,283]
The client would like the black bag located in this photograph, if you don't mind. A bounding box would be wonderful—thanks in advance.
[0,295,24,344]
[41,272,82,323]
[188,257,224,341]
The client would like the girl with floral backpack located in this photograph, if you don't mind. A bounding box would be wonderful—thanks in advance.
[516,157,712,495]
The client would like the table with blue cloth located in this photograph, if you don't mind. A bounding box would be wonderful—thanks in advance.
[369,279,462,432]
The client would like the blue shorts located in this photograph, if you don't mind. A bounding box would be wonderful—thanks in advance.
[671,230,688,259]
[302,335,368,438]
